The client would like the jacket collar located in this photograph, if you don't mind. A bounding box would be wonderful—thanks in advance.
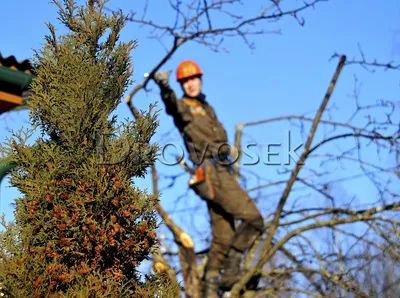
[185,93,207,104]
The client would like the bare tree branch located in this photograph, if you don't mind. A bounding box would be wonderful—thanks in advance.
[231,55,347,295]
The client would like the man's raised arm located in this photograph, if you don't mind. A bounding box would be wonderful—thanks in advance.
[153,70,179,117]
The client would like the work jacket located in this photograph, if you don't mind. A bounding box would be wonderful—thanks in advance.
[160,85,230,165]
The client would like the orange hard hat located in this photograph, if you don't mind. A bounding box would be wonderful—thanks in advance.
[176,60,203,82]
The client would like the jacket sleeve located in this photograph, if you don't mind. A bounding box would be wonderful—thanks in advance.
[159,85,192,128]
[160,85,179,116]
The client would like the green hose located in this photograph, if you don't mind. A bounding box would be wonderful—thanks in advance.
[0,160,16,183]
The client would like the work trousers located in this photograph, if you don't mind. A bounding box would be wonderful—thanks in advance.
[201,161,264,272]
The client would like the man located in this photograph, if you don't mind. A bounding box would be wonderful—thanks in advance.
[153,60,264,297]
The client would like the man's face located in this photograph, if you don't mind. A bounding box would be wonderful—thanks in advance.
[180,75,202,98]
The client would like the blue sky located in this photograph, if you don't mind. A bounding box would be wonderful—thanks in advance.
[1,0,399,272]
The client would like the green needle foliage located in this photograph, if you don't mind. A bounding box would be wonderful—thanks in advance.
[0,1,164,296]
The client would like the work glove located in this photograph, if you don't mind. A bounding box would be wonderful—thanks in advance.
[153,70,171,88]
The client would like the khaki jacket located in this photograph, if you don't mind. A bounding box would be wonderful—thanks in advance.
[160,86,230,164]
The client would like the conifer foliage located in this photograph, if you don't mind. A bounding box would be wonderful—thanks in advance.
[0,0,161,296]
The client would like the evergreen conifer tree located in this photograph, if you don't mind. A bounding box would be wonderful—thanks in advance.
[0,1,163,296]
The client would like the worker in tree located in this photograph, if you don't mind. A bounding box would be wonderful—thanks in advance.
[153,60,264,297]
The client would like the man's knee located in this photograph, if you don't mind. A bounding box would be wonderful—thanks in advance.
[248,213,264,233]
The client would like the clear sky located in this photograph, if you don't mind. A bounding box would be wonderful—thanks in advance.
[1,0,399,271]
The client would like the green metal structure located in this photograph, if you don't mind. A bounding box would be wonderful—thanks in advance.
[0,52,35,114]
[0,52,34,183]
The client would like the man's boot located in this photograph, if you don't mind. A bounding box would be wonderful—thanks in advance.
[219,248,243,291]
[202,269,220,298]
